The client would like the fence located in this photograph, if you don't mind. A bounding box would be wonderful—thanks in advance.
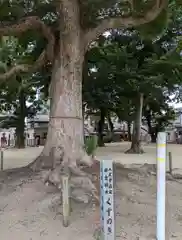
[0,138,38,149]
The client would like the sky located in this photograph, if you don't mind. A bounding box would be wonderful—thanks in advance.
[168,93,182,109]
[170,102,182,109]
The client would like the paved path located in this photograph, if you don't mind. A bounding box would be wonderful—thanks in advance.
[1,142,182,170]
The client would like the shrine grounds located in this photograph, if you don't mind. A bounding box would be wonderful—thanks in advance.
[0,142,182,239]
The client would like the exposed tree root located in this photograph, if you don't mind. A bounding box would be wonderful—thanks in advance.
[29,145,126,205]
[0,166,34,183]
[44,159,100,204]
[125,147,144,154]
[125,141,144,154]
[28,154,53,171]
[28,145,100,205]
[97,141,105,147]
[13,142,124,235]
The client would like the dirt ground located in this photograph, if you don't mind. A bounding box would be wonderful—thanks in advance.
[1,143,182,239]
[2,142,182,171]
[1,164,182,239]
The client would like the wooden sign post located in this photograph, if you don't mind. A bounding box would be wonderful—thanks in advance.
[0,148,4,171]
[62,175,70,227]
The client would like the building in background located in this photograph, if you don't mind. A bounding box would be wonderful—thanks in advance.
[166,107,182,143]
[1,105,182,147]
[26,114,49,146]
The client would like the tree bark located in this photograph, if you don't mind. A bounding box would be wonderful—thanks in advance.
[32,1,85,165]
[107,112,114,142]
[127,121,132,141]
[151,127,157,143]
[98,108,105,147]
[146,110,156,143]
[125,93,144,154]
[30,1,98,206]
[146,110,152,135]
[15,86,26,149]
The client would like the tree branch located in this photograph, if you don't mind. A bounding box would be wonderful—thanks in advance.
[84,0,167,49]
[0,16,55,81]
[0,50,46,82]
[127,0,134,11]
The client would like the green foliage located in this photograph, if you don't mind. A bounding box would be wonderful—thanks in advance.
[83,6,182,133]
[0,0,171,50]
[80,0,170,34]
[85,135,98,156]
[0,36,45,131]
[137,9,168,39]
[0,0,173,102]
[0,0,179,143]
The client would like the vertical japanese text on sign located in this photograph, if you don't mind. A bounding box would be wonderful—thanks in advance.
[100,160,115,240]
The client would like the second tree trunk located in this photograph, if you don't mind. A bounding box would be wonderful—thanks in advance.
[126,93,144,154]
[16,87,26,149]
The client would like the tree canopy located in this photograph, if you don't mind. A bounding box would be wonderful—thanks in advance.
[0,0,175,210]
[0,0,168,81]
[83,13,182,146]
[0,36,47,147]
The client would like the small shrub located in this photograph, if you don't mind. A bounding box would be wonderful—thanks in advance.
[85,135,98,156]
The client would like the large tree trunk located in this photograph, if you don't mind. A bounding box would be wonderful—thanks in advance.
[125,93,144,154]
[16,86,26,148]
[30,1,98,206]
